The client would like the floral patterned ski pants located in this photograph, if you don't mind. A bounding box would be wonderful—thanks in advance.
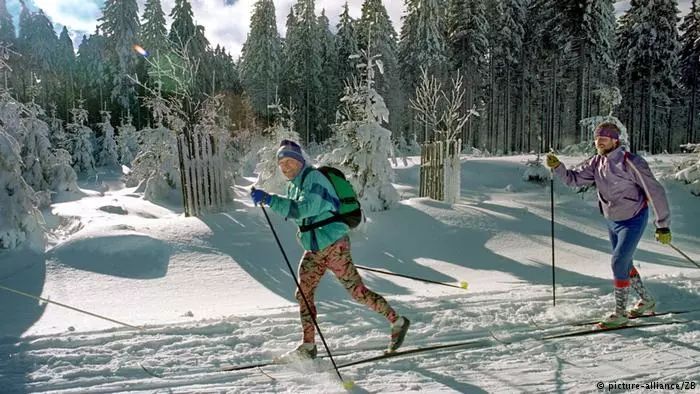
[296,236,398,343]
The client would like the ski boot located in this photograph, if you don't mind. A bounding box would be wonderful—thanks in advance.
[273,342,317,364]
[387,316,410,353]
[629,298,656,318]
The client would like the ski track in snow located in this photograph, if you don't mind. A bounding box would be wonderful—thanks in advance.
[2,289,699,393]
[1,154,699,393]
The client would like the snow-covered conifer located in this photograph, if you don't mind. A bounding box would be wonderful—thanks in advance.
[129,92,180,202]
[240,0,282,118]
[117,114,139,166]
[19,100,52,203]
[97,111,119,167]
[321,49,398,211]
[0,128,45,250]
[66,100,96,175]
[99,0,140,113]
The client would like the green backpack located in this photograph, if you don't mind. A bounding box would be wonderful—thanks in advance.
[298,166,363,232]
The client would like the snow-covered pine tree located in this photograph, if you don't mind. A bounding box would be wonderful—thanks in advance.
[47,104,67,149]
[318,10,339,140]
[117,114,139,166]
[0,0,15,47]
[399,0,448,90]
[56,26,77,119]
[280,6,297,102]
[321,48,398,211]
[447,0,488,147]
[168,0,198,54]
[19,99,51,204]
[20,97,79,202]
[210,45,240,93]
[0,53,47,244]
[554,0,616,145]
[0,8,15,93]
[494,0,525,153]
[97,111,119,167]
[76,31,110,122]
[357,0,401,134]
[167,0,212,100]
[141,0,168,58]
[335,2,358,88]
[524,0,569,152]
[680,0,700,145]
[284,0,323,144]
[99,0,141,114]
[618,0,681,154]
[66,100,96,175]
[16,1,30,51]
[0,127,45,250]
[399,0,448,142]
[47,147,79,194]
[44,101,79,195]
[255,99,303,194]
[240,0,282,119]
[16,8,59,108]
[129,90,180,202]
[0,89,21,141]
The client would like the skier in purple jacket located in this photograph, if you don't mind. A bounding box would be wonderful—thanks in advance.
[546,122,672,328]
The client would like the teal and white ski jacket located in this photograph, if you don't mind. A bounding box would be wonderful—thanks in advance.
[268,166,349,251]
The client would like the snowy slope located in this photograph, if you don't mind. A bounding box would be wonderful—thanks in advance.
[0,154,698,393]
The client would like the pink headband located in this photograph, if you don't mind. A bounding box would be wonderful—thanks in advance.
[595,126,619,140]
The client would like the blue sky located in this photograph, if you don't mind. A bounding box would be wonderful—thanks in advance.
[5,0,693,59]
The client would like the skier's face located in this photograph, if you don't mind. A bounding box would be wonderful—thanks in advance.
[595,136,618,155]
[279,157,303,180]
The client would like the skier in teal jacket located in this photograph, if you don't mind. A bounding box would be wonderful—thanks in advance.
[251,140,409,360]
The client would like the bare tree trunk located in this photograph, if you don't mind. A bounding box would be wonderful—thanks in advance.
[647,70,653,153]
[667,106,673,153]
[489,52,496,152]
[520,69,527,152]
[576,46,587,142]
[688,83,697,144]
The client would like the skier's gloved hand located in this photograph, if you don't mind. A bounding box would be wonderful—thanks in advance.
[251,188,272,206]
[545,153,561,169]
[655,228,672,244]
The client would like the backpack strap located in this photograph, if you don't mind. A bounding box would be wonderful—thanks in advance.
[298,166,316,230]
[299,166,315,189]
[298,212,346,232]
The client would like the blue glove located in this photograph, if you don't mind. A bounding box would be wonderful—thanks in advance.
[251,188,271,206]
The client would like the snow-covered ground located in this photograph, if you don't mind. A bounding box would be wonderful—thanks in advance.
[1,154,699,393]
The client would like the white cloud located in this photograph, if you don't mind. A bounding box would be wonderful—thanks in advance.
[34,0,102,33]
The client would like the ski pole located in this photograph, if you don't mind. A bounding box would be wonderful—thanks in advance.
[668,243,700,269]
[0,283,142,330]
[257,203,351,388]
[549,158,556,307]
[355,265,468,290]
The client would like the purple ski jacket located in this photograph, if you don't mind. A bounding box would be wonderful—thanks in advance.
[553,146,671,229]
